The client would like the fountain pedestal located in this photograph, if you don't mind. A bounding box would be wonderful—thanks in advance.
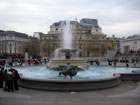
[65,52,71,59]
[49,48,87,67]
[49,59,87,67]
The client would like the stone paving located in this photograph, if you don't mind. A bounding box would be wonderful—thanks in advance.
[0,81,140,105]
[0,61,140,105]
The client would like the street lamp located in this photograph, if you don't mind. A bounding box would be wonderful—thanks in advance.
[134,41,137,52]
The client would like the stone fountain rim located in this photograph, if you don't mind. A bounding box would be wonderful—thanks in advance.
[19,73,121,91]
[20,73,120,82]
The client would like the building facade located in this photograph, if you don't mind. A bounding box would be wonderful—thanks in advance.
[40,18,112,57]
[33,32,44,40]
[120,35,140,54]
[0,30,37,58]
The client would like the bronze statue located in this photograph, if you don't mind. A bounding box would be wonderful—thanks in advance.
[58,63,77,79]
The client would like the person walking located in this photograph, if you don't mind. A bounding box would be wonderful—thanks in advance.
[134,60,137,66]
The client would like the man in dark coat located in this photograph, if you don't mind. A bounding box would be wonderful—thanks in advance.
[3,69,8,91]
[0,70,4,88]
[14,70,20,90]
[7,70,14,92]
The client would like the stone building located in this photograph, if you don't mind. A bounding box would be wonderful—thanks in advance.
[114,34,140,62]
[33,32,44,40]
[40,18,112,57]
[0,30,37,58]
[120,34,140,54]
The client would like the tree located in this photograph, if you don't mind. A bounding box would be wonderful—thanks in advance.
[110,41,115,50]
[42,39,55,57]
[24,40,40,58]
[100,43,107,56]
[85,43,96,57]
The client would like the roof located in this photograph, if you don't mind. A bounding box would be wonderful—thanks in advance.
[127,34,140,39]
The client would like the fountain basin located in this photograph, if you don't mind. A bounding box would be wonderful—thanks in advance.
[119,71,140,81]
[19,72,140,91]
[19,74,121,91]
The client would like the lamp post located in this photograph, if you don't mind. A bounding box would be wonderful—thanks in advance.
[134,41,137,52]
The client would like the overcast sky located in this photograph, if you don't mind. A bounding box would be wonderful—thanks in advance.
[0,0,140,37]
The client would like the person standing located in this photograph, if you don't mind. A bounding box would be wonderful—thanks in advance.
[13,70,20,90]
[114,59,117,66]
[134,60,137,66]
[95,59,100,66]
[3,69,8,91]
[126,63,129,67]
[0,69,4,88]
[90,60,93,65]
[7,70,14,92]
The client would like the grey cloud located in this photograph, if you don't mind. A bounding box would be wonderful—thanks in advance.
[0,0,139,37]
[116,0,140,10]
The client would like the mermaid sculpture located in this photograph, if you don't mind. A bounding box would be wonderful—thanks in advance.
[58,63,77,79]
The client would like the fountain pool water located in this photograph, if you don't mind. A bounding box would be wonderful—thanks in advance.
[10,65,140,91]
[6,66,140,80]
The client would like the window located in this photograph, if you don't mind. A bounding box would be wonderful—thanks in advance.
[87,52,90,57]
[87,30,91,34]
[94,52,97,56]
[80,35,82,40]
[124,46,129,54]
[56,44,57,48]
[79,52,82,57]
[79,44,82,49]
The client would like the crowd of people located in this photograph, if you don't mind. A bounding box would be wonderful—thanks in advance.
[87,59,100,66]
[0,65,20,92]
[87,58,138,67]
[8,58,49,66]
[0,58,49,92]
[27,58,49,65]
[107,59,137,67]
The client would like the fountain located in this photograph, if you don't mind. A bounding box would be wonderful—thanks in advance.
[17,20,140,91]
[49,48,87,67]
[49,20,87,67]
